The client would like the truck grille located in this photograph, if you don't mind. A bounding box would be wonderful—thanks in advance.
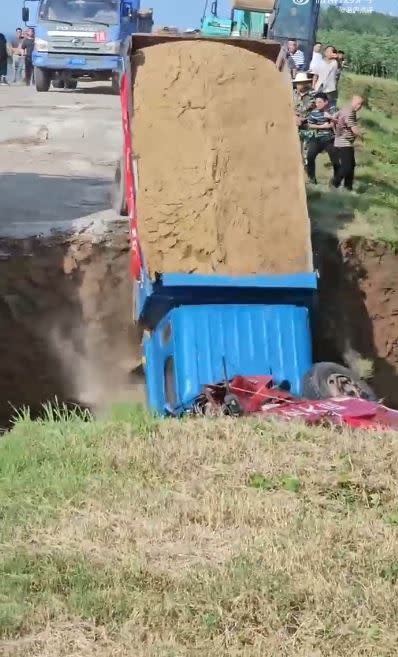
[48,35,101,54]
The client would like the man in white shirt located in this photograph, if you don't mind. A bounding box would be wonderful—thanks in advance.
[312,46,339,106]
[309,42,323,73]
[287,39,305,71]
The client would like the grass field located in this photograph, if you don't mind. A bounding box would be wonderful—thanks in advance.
[1,407,398,656]
[306,74,398,243]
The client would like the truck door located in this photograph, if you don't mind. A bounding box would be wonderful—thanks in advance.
[120,0,140,37]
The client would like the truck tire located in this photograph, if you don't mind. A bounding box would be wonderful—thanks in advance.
[112,72,120,95]
[301,362,377,401]
[65,80,78,90]
[112,157,128,216]
[52,80,65,89]
[35,67,51,92]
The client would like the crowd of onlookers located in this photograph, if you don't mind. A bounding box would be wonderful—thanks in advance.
[0,27,35,86]
[288,39,364,193]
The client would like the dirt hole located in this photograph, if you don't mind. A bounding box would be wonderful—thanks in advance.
[0,230,144,429]
[0,231,397,428]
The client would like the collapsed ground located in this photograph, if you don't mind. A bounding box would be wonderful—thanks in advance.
[0,228,144,428]
[0,74,397,423]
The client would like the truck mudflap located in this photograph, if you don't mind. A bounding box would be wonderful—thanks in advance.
[191,375,398,431]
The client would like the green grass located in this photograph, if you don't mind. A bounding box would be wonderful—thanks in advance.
[307,74,398,243]
[2,409,398,656]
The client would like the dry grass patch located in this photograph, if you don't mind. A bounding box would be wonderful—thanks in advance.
[1,410,398,656]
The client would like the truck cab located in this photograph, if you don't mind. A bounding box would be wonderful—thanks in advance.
[22,0,153,92]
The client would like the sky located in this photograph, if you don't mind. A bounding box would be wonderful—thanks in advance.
[1,0,397,34]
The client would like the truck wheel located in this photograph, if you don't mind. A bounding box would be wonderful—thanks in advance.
[65,80,78,90]
[52,80,65,89]
[35,67,51,92]
[112,157,128,216]
[301,362,377,401]
[111,72,120,95]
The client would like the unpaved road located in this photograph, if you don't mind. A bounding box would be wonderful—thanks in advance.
[0,83,121,238]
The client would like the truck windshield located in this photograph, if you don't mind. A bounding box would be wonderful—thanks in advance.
[38,0,119,25]
[271,0,316,41]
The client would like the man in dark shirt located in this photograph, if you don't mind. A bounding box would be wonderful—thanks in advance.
[306,92,339,184]
[22,28,35,86]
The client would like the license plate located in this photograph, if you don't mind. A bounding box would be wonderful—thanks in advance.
[67,57,86,65]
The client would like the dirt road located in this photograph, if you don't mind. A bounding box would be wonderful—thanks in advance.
[0,83,121,238]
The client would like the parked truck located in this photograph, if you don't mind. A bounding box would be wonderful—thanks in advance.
[201,0,321,67]
[113,32,384,422]
[22,0,153,93]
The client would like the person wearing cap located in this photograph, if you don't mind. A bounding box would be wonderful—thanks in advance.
[306,92,340,185]
[293,72,315,126]
[292,71,315,163]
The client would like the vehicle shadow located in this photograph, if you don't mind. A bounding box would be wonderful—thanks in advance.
[0,173,112,237]
[74,84,116,96]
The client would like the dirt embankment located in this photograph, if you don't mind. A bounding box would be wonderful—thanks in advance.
[313,234,398,407]
[133,40,311,276]
[0,228,143,427]
[0,230,397,423]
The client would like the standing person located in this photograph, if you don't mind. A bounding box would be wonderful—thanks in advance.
[22,28,35,86]
[292,72,315,164]
[287,39,305,71]
[312,46,339,107]
[287,54,297,80]
[309,42,323,73]
[335,50,346,100]
[11,28,24,83]
[331,95,364,192]
[306,93,339,184]
[0,34,8,85]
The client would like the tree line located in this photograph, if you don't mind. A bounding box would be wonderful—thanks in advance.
[318,8,398,79]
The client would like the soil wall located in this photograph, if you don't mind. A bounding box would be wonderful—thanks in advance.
[313,234,398,407]
[0,228,143,428]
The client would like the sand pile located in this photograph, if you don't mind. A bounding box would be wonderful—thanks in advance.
[132,40,311,276]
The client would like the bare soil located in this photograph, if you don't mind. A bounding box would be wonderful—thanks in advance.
[133,40,312,276]
[313,234,398,406]
[0,229,144,427]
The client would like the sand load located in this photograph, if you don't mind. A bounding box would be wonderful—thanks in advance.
[132,39,312,277]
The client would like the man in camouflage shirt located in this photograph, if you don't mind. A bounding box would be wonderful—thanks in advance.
[292,72,316,162]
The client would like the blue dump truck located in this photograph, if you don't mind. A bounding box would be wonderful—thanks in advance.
[22,0,153,92]
[202,0,321,67]
[116,33,375,417]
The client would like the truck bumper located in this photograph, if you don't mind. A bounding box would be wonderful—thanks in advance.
[32,52,121,72]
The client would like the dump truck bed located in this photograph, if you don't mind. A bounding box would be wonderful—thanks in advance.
[118,33,317,413]
[121,33,313,290]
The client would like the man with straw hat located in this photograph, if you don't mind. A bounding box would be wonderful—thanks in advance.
[292,71,315,164]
